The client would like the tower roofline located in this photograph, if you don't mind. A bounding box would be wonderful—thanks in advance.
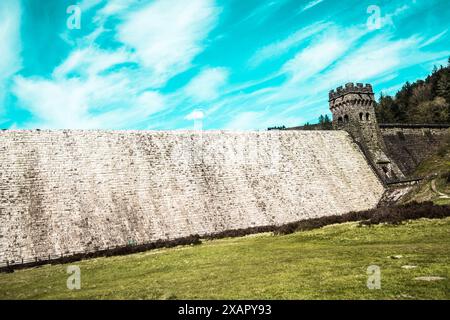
[329,82,373,101]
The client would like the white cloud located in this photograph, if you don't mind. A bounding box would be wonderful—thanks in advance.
[419,29,448,48]
[12,44,165,129]
[249,22,330,67]
[0,0,21,109]
[324,35,437,85]
[95,0,137,18]
[282,37,347,83]
[379,4,410,28]
[280,26,365,84]
[224,110,304,131]
[299,0,325,13]
[13,73,165,129]
[184,68,228,102]
[79,0,104,11]
[225,111,264,130]
[95,90,165,127]
[11,0,223,129]
[52,47,131,79]
[13,76,90,128]
[236,0,289,26]
[116,0,220,85]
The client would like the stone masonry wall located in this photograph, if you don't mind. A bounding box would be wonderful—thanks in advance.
[328,83,405,182]
[380,126,450,176]
[0,130,384,264]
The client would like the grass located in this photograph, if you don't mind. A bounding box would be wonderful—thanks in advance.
[404,176,450,206]
[0,218,449,300]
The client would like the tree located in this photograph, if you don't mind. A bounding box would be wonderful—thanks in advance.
[318,115,325,124]
[317,114,332,129]
[394,82,413,122]
[432,65,438,75]
[437,73,450,103]
[409,83,433,107]
[410,97,449,123]
[375,61,450,124]
[375,94,397,123]
[323,114,332,129]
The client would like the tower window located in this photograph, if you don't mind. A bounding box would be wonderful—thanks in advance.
[359,112,363,121]
[338,117,343,124]
[366,113,370,121]
[344,115,349,123]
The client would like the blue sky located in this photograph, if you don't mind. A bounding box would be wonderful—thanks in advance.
[0,0,449,130]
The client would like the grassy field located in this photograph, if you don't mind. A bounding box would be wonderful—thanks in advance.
[0,218,449,300]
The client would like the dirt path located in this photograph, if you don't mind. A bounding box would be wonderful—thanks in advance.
[431,179,450,198]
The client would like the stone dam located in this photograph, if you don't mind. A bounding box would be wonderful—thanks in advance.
[0,130,385,265]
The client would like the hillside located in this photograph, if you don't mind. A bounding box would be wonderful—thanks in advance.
[399,134,450,205]
[1,218,449,300]
[375,58,450,124]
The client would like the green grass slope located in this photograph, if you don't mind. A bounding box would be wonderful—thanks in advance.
[1,218,449,300]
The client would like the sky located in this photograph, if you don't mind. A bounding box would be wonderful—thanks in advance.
[0,0,449,130]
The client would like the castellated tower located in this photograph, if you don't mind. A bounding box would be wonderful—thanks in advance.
[329,83,404,182]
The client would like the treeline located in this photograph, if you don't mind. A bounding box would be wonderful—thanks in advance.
[268,58,450,130]
[375,57,450,124]
[303,114,332,129]
[268,114,332,130]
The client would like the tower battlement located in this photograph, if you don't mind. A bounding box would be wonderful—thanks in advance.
[328,82,404,182]
[329,83,373,101]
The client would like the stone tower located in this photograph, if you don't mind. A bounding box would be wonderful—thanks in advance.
[329,83,403,182]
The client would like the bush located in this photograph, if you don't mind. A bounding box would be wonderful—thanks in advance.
[274,202,450,234]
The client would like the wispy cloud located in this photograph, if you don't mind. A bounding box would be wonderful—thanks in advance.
[249,22,330,67]
[281,27,362,83]
[0,0,21,110]
[52,47,132,79]
[12,41,162,128]
[184,67,229,102]
[12,0,221,128]
[79,0,104,11]
[4,0,450,130]
[236,0,289,26]
[13,67,165,129]
[117,0,220,86]
[419,29,448,48]
[299,0,325,13]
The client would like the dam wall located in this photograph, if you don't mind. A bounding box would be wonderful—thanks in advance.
[380,124,450,176]
[0,130,384,264]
